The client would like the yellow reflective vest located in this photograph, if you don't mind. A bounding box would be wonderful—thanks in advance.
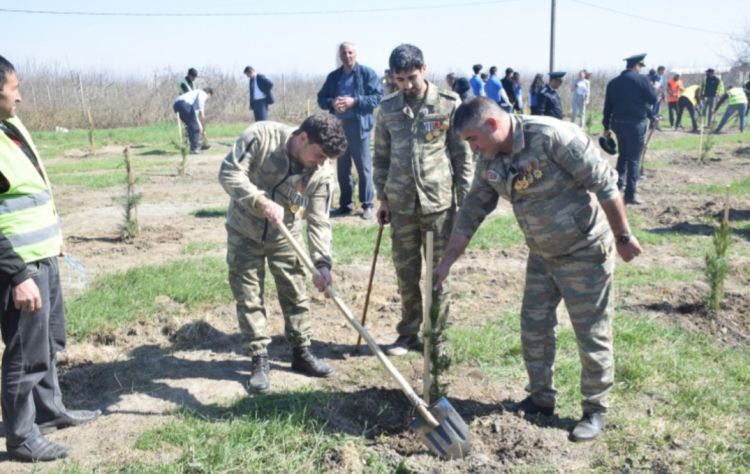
[0,117,62,263]
[680,85,700,106]
[727,87,748,105]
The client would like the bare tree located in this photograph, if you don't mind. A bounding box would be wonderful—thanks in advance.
[732,26,750,67]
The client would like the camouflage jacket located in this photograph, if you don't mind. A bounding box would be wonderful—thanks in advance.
[455,115,619,258]
[373,81,473,215]
[219,122,335,268]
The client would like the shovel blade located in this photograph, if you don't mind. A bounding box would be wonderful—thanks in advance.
[409,397,471,459]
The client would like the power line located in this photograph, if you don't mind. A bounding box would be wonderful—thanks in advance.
[571,0,741,39]
[0,1,522,17]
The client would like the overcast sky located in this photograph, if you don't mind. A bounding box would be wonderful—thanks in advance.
[3,0,748,79]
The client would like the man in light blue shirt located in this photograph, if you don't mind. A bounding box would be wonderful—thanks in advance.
[470,64,485,97]
[484,66,511,112]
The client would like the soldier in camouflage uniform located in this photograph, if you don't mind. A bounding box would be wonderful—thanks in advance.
[434,97,642,442]
[373,44,473,356]
[219,113,348,393]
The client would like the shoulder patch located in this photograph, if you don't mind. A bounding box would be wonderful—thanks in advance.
[438,90,460,101]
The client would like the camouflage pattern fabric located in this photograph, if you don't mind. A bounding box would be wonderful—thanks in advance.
[373,82,473,216]
[373,81,473,335]
[454,115,620,413]
[219,121,335,269]
[389,208,453,336]
[226,226,312,355]
[522,236,615,413]
[219,122,335,355]
[455,115,619,257]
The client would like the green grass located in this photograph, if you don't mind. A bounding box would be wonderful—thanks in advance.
[626,212,709,257]
[45,155,174,174]
[182,241,224,255]
[329,214,523,265]
[447,308,750,471]
[192,206,228,218]
[691,176,750,197]
[50,171,128,188]
[32,121,247,160]
[65,257,231,338]
[332,223,392,265]
[448,311,524,379]
[649,131,745,152]
[615,263,698,292]
[468,213,525,250]
[126,391,388,473]
[45,155,176,189]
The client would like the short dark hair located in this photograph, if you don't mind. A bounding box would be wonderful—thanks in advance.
[505,67,513,75]
[489,66,498,75]
[296,113,348,158]
[453,96,505,133]
[388,44,424,73]
[243,66,254,74]
[187,68,198,77]
[0,55,16,90]
[657,65,665,72]
[203,87,214,96]
[472,64,483,74]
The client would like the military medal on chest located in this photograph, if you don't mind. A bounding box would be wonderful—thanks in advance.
[513,159,543,191]
[288,179,307,213]
[422,114,450,142]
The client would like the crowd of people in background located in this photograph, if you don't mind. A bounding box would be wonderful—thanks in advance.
[433,63,748,134]
[170,61,750,139]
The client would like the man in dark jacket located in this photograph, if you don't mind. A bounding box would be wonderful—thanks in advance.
[538,71,565,119]
[179,68,197,94]
[244,66,275,122]
[700,68,724,127]
[501,67,520,112]
[317,42,383,219]
[602,53,657,205]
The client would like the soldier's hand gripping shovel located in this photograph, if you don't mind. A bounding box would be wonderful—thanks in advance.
[354,222,384,350]
[276,223,471,459]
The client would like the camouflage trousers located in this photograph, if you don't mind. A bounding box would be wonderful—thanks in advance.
[389,207,453,336]
[521,236,615,414]
[226,225,312,356]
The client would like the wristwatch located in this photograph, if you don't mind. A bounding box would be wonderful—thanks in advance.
[616,233,631,244]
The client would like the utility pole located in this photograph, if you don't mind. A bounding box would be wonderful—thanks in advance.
[549,0,556,72]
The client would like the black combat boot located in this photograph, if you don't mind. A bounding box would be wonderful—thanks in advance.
[291,347,334,378]
[248,354,270,393]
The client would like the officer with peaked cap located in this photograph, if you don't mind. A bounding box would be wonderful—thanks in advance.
[602,53,657,205]
[538,71,565,119]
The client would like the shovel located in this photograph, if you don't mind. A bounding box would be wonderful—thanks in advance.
[200,129,212,150]
[276,223,471,459]
[355,222,384,348]
[640,118,657,177]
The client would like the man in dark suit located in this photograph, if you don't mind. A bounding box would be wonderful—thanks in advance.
[244,66,274,122]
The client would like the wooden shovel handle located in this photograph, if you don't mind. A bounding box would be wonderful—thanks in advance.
[356,223,384,347]
[276,223,439,427]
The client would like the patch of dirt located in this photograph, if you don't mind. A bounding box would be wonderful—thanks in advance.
[635,284,750,346]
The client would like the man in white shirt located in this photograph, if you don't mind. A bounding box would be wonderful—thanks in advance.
[173,87,213,154]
